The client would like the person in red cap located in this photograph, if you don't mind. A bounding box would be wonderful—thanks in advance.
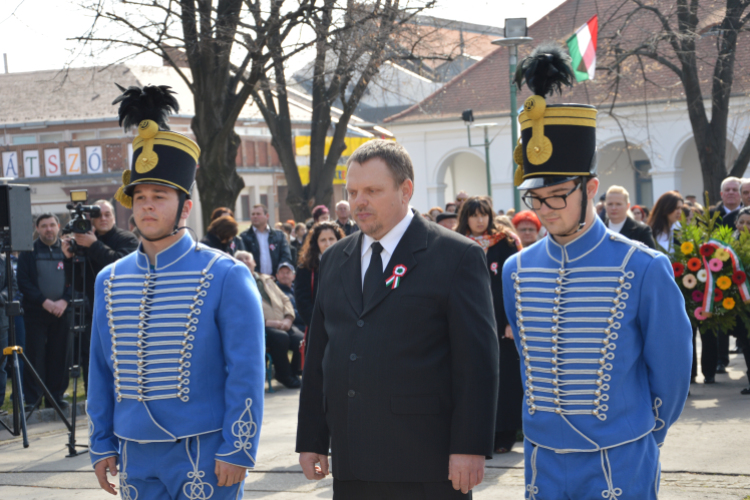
[511,210,541,248]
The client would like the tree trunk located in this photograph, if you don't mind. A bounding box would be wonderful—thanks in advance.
[194,126,245,231]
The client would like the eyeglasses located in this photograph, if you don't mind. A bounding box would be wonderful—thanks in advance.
[522,182,581,210]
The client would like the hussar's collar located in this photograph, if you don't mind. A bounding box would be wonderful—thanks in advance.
[136,232,195,271]
[545,216,607,264]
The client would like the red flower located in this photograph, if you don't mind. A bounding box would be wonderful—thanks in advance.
[687,258,702,272]
[700,244,717,257]
[714,289,724,302]
[672,262,685,277]
[733,271,747,285]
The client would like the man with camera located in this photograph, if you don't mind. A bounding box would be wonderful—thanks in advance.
[17,214,73,410]
[61,199,138,391]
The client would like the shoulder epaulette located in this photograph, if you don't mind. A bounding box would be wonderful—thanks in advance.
[607,231,660,258]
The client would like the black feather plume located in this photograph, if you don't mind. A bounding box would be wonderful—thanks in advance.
[514,42,575,97]
[112,84,179,131]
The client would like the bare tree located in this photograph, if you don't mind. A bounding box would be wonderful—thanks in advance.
[250,0,459,220]
[75,0,317,228]
[601,0,750,203]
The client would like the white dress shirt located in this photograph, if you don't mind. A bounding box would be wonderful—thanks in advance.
[361,209,414,287]
[608,218,626,234]
[253,225,273,275]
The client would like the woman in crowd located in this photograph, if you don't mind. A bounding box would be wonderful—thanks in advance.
[204,207,245,255]
[295,222,345,330]
[312,205,330,224]
[200,214,241,255]
[428,206,444,219]
[734,208,750,394]
[648,191,684,252]
[511,210,542,249]
[456,196,522,454]
[494,215,522,250]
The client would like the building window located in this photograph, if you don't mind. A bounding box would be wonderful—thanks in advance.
[12,135,36,145]
[98,129,125,139]
[72,131,96,141]
[39,132,64,143]
[634,160,653,208]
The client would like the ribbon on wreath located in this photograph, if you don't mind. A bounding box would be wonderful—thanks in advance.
[385,264,407,290]
[700,239,750,316]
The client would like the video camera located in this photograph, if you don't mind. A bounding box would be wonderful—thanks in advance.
[62,190,101,236]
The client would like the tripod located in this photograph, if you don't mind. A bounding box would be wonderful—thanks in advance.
[0,248,88,457]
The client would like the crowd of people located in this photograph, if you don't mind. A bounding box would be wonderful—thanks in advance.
[0,200,139,416]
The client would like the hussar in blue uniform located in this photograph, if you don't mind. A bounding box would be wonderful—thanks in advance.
[502,44,692,500]
[87,85,265,499]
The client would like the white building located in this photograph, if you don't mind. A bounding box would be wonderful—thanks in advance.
[384,0,750,212]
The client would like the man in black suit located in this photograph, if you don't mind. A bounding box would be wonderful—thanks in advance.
[334,200,359,236]
[604,185,656,248]
[296,140,499,499]
[708,176,743,372]
[709,176,742,231]
[239,204,293,277]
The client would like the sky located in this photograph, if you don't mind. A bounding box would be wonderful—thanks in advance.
[0,0,568,74]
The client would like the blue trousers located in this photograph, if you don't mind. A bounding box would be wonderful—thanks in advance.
[118,431,245,500]
[524,435,660,500]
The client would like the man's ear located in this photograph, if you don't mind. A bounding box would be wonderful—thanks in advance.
[586,177,600,200]
[401,179,414,202]
[181,199,193,221]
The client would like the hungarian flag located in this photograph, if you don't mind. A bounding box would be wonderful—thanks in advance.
[567,15,598,82]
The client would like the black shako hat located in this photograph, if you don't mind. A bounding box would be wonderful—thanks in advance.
[513,42,597,190]
[111,84,200,209]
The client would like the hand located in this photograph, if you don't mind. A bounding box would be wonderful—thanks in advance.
[94,456,118,495]
[42,299,56,315]
[54,300,68,318]
[280,317,293,331]
[448,454,485,494]
[214,460,247,487]
[299,452,329,480]
[265,320,280,329]
[73,231,97,248]
[504,325,513,340]
[60,238,74,258]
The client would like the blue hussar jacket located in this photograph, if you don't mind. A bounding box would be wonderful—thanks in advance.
[87,233,265,468]
[502,217,692,452]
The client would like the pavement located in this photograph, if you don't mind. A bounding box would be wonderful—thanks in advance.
[1,343,749,499]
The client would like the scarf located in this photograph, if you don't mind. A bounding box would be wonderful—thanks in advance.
[468,232,505,251]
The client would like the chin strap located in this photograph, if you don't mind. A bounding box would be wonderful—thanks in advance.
[557,176,589,238]
[138,192,189,243]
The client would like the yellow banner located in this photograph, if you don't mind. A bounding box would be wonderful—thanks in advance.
[298,164,348,185]
[294,136,373,157]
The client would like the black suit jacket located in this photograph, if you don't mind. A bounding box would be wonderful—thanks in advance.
[618,217,656,249]
[296,213,499,482]
[239,226,293,276]
[709,202,740,231]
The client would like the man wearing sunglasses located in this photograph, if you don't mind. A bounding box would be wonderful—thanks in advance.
[502,44,692,500]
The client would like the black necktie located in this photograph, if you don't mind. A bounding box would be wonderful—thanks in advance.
[363,242,384,304]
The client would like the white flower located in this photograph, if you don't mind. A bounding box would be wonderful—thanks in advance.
[697,269,707,283]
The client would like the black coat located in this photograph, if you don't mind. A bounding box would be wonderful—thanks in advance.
[200,233,244,256]
[79,226,139,313]
[335,218,359,237]
[239,226,293,276]
[293,265,318,328]
[17,238,71,312]
[486,239,523,434]
[617,217,656,249]
[709,202,740,231]
[296,214,499,482]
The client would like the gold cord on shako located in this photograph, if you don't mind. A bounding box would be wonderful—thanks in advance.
[111,84,201,244]
[513,42,598,237]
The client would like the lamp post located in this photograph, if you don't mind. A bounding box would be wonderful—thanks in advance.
[461,110,496,198]
[492,18,532,212]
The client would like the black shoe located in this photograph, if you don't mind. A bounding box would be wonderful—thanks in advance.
[741,387,750,395]
[49,400,70,411]
[716,364,727,374]
[0,409,8,416]
[279,377,301,389]
[704,377,716,384]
